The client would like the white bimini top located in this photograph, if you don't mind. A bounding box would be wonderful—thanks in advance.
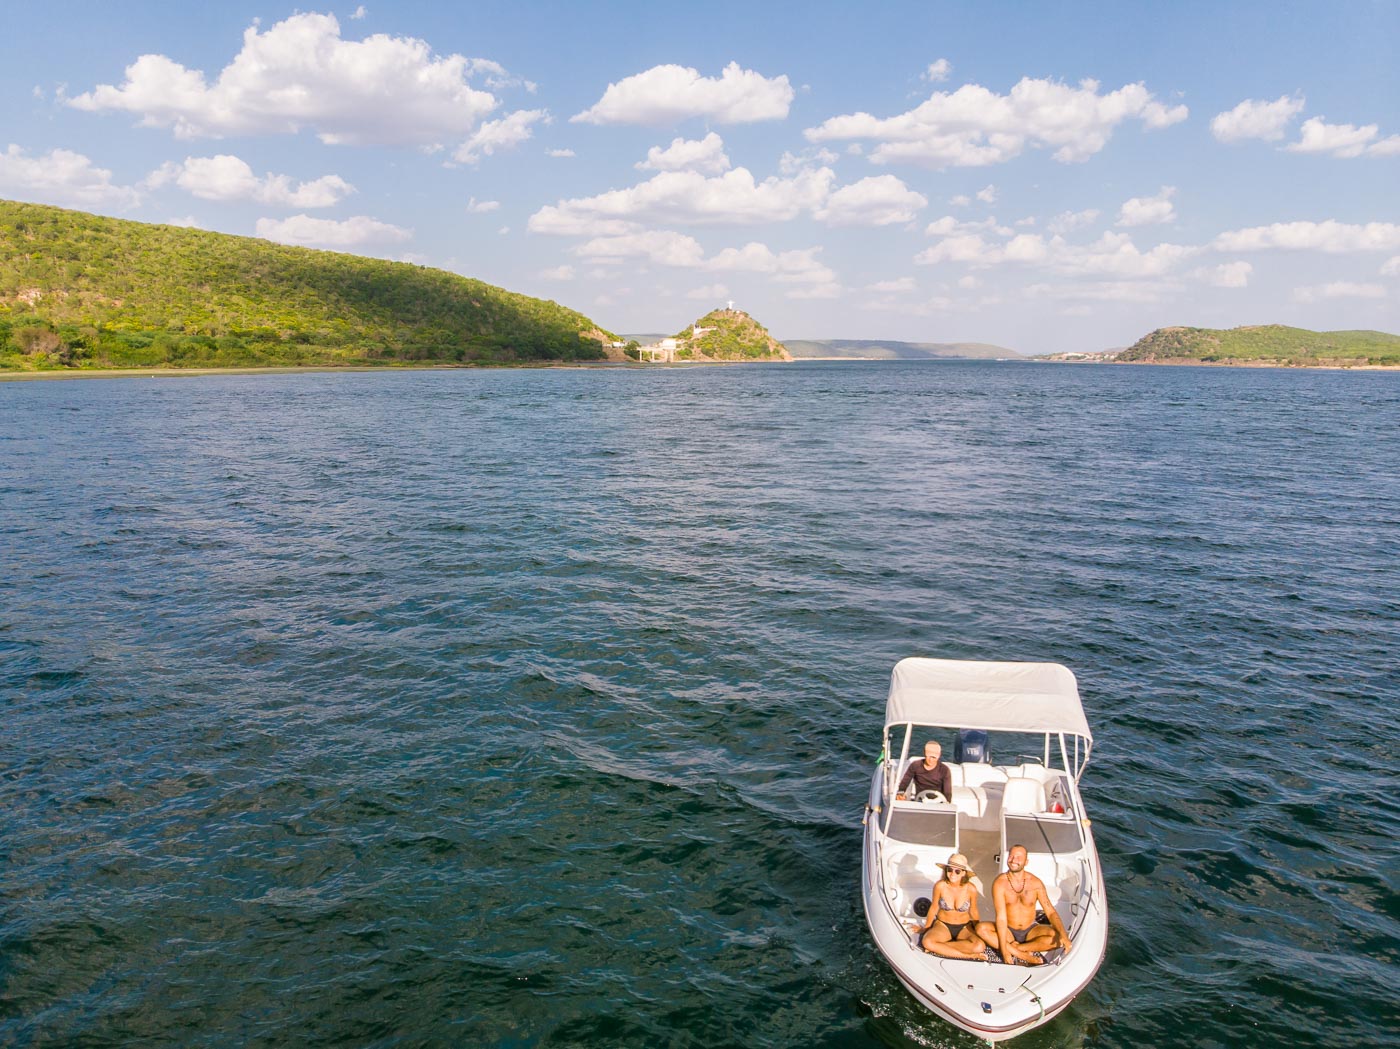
[885,658,1092,740]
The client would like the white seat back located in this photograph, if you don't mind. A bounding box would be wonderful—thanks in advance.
[951,785,986,819]
[959,763,1008,789]
[1002,777,1048,814]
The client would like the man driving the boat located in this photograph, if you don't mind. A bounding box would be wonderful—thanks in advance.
[896,741,953,801]
[978,844,1073,965]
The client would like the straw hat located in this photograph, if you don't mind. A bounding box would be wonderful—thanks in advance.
[938,853,975,876]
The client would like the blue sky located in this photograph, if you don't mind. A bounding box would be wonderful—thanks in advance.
[3,1,1397,352]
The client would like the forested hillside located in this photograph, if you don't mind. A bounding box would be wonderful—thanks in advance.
[0,200,613,370]
[1119,325,1400,366]
[670,309,789,361]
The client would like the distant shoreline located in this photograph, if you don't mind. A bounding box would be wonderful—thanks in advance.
[1039,359,1400,371]
[0,361,723,382]
[5,359,1399,382]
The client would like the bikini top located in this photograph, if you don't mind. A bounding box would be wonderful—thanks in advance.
[937,895,971,913]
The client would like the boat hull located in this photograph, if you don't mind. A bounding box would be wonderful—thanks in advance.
[862,767,1107,1042]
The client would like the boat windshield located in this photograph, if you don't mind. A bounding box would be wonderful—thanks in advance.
[1004,813,1083,853]
[885,806,958,847]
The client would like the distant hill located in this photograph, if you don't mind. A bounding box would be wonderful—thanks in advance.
[0,199,614,371]
[668,309,790,361]
[783,339,1022,360]
[1119,325,1400,366]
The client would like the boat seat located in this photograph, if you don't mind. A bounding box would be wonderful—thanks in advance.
[884,849,947,918]
[1019,854,1082,916]
[1002,777,1048,815]
[959,763,1009,789]
[951,785,986,819]
[1008,763,1057,785]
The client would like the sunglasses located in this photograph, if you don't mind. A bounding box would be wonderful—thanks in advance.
[947,867,966,875]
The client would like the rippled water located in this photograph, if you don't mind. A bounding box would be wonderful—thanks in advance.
[2,362,1397,1048]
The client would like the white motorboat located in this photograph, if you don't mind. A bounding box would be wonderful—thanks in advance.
[861,658,1108,1042]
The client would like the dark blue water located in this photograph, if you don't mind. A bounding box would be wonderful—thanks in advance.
[2,362,1397,1048]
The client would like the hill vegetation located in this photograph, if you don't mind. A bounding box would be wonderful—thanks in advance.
[784,338,1020,360]
[1119,325,1400,367]
[0,199,614,371]
[668,309,790,361]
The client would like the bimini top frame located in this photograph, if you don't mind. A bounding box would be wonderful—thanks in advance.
[886,658,1092,740]
[882,658,1094,785]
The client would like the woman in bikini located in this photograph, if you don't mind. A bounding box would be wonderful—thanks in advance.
[917,853,990,960]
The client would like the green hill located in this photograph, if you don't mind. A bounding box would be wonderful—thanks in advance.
[670,309,790,361]
[0,199,614,371]
[783,338,1021,360]
[1119,325,1400,366]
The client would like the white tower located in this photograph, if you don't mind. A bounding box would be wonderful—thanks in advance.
[726,299,735,311]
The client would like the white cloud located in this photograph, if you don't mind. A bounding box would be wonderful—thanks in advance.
[538,264,574,279]
[706,243,835,285]
[1293,281,1387,303]
[1047,208,1100,234]
[917,228,1197,277]
[1381,256,1400,276]
[1285,116,1400,158]
[686,282,729,299]
[1194,261,1252,287]
[805,76,1187,168]
[68,13,512,148]
[144,154,354,207]
[866,277,916,293]
[571,61,793,125]
[466,196,500,213]
[1210,94,1305,142]
[547,148,575,158]
[975,184,997,204]
[637,132,730,174]
[574,230,707,267]
[924,59,952,83]
[949,194,971,206]
[255,213,411,247]
[957,275,981,289]
[924,214,1011,237]
[165,215,202,228]
[778,147,839,174]
[1117,185,1176,227]
[814,174,927,226]
[351,5,367,19]
[0,144,140,208]
[453,109,547,163]
[526,207,635,237]
[497,226,510,235]
[528,166,836,231]
[1214,220,1400,253]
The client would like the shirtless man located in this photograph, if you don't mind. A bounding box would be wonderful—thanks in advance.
[976,844,1073,965]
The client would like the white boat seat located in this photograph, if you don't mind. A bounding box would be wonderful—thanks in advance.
[884,849,947,917]
[1002,777,1048,814]
[1017,854,1082,916]
[1008,763,1057,785]
[959,763,1009,789]
[951,785,986,819]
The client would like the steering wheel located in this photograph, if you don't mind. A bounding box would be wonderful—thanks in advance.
[915,790,948,804]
